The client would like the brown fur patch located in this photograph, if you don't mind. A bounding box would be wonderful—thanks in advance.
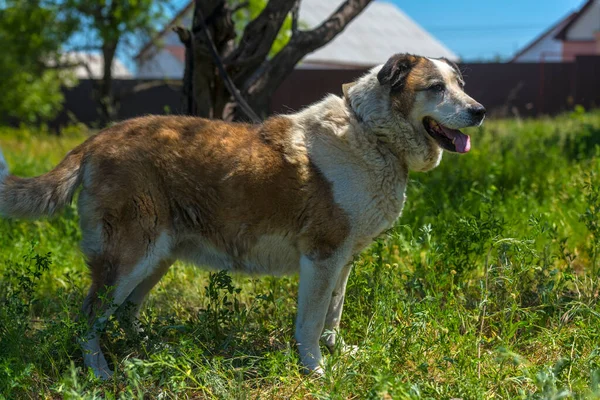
[77,115,349,292]
[156,128,180,142]
[390,57,442,116]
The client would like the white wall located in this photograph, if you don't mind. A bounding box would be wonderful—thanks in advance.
[513,31,563,62]
[512,15,574,62]
[567,0,600,40]
[137,49,184,79]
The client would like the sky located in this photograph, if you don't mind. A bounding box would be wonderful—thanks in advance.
[116,0,587,71]
[388,0,586,61]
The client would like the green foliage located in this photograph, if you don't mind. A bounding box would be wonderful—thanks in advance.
[231,0,294,57]
[64,0,169,46]
[61,0,173,122]
[0,1,77,123]
[1,112,600,397]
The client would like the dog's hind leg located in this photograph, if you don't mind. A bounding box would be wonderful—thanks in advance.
[79,217,172,380]
[116,258,174,333]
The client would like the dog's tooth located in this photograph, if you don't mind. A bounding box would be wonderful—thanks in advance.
[452,137,456,145]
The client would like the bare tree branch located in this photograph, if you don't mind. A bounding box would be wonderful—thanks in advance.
[244,0,372,99]
[231,1,249,13]
[297,0,372,48]
[174,26,191,46]
[291,0,301,36]
[224,0,295,68]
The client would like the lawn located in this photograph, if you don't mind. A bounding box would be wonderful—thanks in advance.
[1,110,600,399]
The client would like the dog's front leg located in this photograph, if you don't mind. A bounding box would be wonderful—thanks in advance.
[295,254,345,375]
[322,263,353,353]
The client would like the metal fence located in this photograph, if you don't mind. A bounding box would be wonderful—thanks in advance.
[47,55,600,129]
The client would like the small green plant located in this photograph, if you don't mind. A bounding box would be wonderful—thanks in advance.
[0,244,52,395]
[199,270,243,341]
[580,169,600,278]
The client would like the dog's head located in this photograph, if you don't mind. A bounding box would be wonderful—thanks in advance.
[376,53,485,155]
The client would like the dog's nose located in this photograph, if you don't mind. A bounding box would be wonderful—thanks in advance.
[469,104,486,119]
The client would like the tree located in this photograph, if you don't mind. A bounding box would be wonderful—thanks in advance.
[0,0,77,124]
[63,0,173,124]
[176,0,372,121]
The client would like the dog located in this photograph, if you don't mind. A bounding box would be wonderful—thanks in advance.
[0,53,485,379]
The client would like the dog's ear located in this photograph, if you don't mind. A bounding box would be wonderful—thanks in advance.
[377,54,419,91]
[342,82,356,99]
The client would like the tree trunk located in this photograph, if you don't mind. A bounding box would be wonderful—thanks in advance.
[180,0,372,122]
[179,0,235,120]
[99,42,117,125]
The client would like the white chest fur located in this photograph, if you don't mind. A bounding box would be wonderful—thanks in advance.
[307,134,408,248]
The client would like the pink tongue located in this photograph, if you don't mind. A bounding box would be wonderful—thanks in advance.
[441,127,471,153]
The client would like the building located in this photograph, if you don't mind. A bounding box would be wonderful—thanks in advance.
[136,0,457,78]
[59,52,132,79]
[555,0,600,61]
[512,0,600,63]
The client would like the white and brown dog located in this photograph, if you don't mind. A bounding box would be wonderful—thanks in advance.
[0,53,484,379]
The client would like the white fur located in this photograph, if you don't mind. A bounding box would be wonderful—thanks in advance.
[81,231,172,380]
[425,58,484,129]
[176,234,301,276]
[0,148,8,211]
[80,333,112,380]
[295,253,349,374]
[0,148,7,182]
[113,231,172,303]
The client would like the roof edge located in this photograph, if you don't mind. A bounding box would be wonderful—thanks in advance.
[555,0,594,40]
[510,12,576,62]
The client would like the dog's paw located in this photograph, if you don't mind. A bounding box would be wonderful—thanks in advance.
[340,343,360,357]
[302,364,325,377]
[324,335,360,357]
[90,365,113,381]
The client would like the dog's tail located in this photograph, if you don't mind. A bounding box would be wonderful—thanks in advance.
[0,142,87,219]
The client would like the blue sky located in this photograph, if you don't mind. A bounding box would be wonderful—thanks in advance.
[121,0,587,70]
[388,0,586,60]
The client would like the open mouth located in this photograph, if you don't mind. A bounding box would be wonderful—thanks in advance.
[423,117,471,153]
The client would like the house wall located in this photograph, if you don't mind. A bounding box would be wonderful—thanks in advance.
[563,41,597,61]
[512,17,569,62]
[512,34,563,62]
[566,0,600,40]
[137,49,184,79]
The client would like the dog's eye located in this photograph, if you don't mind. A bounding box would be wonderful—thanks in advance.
[429,84,445,93]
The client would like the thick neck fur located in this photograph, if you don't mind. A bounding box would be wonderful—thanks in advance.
[345,67,443,172]
[291,93,409,227]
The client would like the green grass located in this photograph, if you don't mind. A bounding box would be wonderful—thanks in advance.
[1,110,600,399]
